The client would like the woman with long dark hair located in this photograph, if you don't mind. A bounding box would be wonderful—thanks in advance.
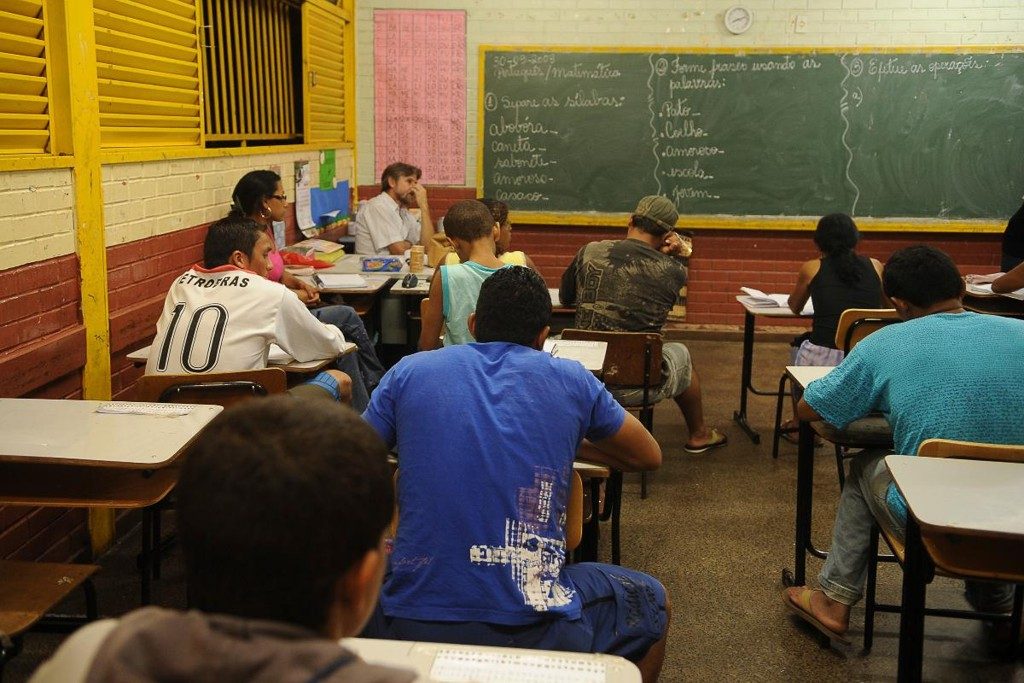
[787,213,887,366]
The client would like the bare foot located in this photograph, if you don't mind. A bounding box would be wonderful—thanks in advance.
[785,586,850,636]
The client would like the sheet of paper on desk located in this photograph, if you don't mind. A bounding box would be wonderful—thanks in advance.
[430,649,605,683]
[96,402,195,417]
[739,288,813,314]
[543,339,607,371]
[966,282,1024,300]
[317,274,368,288]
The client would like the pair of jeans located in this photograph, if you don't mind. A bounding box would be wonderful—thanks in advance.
[818,449,1014,612]
[311,305,384,412]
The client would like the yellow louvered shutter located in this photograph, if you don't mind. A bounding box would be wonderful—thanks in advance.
[303,0,347,144]
[0,0,50,154]
[93,0,202,148]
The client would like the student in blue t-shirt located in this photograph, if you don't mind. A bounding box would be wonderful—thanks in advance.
[783,245,1024,646]
[418,200,508,349]
[363,266,670,683]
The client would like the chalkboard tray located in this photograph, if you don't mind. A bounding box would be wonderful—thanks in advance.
[478,47,1024,231]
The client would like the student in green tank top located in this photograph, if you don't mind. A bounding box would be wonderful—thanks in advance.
[419,200,510,350]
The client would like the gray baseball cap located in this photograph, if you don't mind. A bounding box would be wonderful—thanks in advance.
[633,195,678,232]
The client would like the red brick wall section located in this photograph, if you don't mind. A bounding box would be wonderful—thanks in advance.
[0,254,89,561]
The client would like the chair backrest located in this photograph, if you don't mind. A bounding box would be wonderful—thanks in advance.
[134,368,288,407]
[834,308,900,353]
[917,438,1024,463]
[560,329,663,389]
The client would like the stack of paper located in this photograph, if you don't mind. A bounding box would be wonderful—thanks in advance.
[740,287,813,314]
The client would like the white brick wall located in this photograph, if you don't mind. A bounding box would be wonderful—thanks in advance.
[102,148,354,247]
[0,169,75,271]
[0,149,353,270]
[355,0,1024,186]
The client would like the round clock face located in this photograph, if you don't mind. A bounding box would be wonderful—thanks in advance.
[724,6,753,34]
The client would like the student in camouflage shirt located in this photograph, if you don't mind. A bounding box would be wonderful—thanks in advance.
[560,195,727,454]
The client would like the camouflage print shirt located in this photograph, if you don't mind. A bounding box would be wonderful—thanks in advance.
[559,238,688,333]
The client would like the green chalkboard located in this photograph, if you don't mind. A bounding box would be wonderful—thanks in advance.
[479,48,1024,227]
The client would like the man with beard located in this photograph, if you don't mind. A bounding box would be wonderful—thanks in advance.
[354,161,435,256]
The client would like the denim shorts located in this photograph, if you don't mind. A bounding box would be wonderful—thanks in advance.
[361,563,667,663]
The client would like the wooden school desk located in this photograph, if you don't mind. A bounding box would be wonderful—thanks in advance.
[734,296,812,444]
[0,399,223,603]
[886,456,1024,682]
[549,287,577,336]
[781,365,833,587]
[341,637,641,682]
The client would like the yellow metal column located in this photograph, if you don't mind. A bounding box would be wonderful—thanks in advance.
[48,0,114,555]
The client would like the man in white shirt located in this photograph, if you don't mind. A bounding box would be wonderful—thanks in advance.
[146,216,356,404]
[353,161,434,255]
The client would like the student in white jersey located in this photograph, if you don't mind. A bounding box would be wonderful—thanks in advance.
[145,216,355,403]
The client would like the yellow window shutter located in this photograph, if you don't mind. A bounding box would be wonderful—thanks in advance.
[303,0,347,144]
[93,0,202,148]
[0,0,50,154]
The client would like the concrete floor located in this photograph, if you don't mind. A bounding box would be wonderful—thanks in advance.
[6,337,1023,681]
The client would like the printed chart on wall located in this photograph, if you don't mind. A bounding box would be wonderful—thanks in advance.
[374,10,466,185]
[479,47,1024,229]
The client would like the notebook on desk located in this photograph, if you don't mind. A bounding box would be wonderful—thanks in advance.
[966,281,1024,301]
[341,638,640,683]
[739,287,814,315]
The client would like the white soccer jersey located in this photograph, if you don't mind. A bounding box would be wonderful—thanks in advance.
[145,264,346,375]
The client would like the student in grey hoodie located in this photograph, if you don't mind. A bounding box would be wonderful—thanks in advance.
[31,397,413,683]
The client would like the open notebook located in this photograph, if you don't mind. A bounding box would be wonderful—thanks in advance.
[966,281,1024,301]
[739,287,813,315]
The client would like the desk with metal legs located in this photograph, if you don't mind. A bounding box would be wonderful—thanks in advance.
[733,296,811,444]
[886,456,1024,683]
[780,366,833,587]
[0,399,222,604]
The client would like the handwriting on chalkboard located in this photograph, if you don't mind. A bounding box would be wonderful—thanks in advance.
[481,49,1024,221]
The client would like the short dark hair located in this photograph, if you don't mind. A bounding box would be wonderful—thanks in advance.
[203,216,264,268]
[230,170,280,217]
[474,266,551,346]
[177,396,392,633]
[630,214,669,236]
[444,200,495,242]
[882,245,964,309]
[380,162,421,192]
[478,198,509,226]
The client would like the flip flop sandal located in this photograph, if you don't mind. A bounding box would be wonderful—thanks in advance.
[783,587,851,646]
[683,428,728,454]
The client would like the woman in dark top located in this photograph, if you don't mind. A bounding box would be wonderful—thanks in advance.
[1000,200,1024,272]
[787,213,886,366]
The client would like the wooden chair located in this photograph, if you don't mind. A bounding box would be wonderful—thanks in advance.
[863,439,1024,652]
[773,309,899,482]
[0,560,99,678]
[131,369,287,596]
[561,329,662,565]
[134,368,288,407]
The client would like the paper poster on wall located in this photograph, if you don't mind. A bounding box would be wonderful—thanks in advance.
[294,161,316,237]
[373,10,466,185]
[320,150,336,190]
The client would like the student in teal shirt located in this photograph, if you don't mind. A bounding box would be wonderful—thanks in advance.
[419,200,509,349]
[784,245,1024,645]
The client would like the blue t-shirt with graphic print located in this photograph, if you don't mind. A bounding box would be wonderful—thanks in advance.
[362,341,626,625]
[803,311,1024,521]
